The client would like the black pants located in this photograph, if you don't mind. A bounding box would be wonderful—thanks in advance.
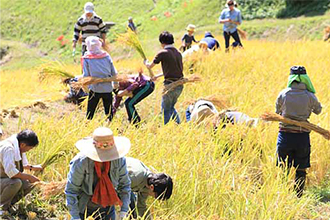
[224,31,243,49]
[125,81,154,125]
[86,91,113,121]
[81,45,87,56]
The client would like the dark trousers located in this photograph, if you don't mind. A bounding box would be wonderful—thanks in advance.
[277,131,310,197]
[82,45,87,56]
[79,205,115,220]
[125,81,154,125]
[86,91,113,121]
[224,30,243,49]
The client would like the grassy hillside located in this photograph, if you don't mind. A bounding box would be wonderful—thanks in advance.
[1,0,329,57]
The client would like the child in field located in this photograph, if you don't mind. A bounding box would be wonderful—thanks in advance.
[181,24,198,52]
[275,66,322,197]
[145,31,184,125]
[112,70,155,126]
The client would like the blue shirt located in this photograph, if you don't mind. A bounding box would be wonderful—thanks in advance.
[219,8,242,33]
[83,55,117,93]
[65,154,131,220]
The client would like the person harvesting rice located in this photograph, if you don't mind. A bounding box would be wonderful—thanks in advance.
[0,130,42,215]
[72,2,107,56]
[65,127,131,220]
[82,36,118,121]
[275,66,322,198]
[219,0,243,52]
[113,70,155,126]
[127,157,173,219]
[145,31,184,125]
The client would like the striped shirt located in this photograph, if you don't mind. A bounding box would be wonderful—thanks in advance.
[73,14,106,44]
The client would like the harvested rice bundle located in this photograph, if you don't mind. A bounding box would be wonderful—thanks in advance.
[117,30,154,77]
[36,180,67,199]
[39,61,75,81]
[71,75,129,91]
[237,28,247,39]
[261,112,330,140]
[35,151,66,175]
[163,75,202,95]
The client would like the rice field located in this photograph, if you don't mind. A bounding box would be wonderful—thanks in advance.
[1,39,330,219]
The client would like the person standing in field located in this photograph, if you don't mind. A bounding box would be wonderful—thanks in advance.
[82,36,118,121]
[144,31,184,125]
[72,2,107,56]
[181,24,198,52]
[112,70,155,126]
[127,157,173,219]
[127,17,137,33]
[65,127,131,220]
[0,129,42,215]
[219,0,243,52]
[276,66,322,198]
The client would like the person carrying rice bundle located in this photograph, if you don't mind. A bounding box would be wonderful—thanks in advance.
[275,66,322,198]
[65,127,131,220]
[219,0,243,52]
[0,130,42,216]
[112,70,155,126]
[127,157,173,219]
[145,31,184,125]
[72,2,107,56]
[82,36,118,121]
[64,75,88,105]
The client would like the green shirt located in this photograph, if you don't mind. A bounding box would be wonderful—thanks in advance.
[127,157,152,218]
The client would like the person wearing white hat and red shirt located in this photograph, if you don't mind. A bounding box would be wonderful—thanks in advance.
[72,2,107,56]
[65,127,131,220]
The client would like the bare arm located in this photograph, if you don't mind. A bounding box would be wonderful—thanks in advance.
[12,172,40,183]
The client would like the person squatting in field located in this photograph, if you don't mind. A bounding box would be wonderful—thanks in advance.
[0,130,42,216]
[64,75,88,105]
[219,0,243,52]
[145,31,184,125]
[82,36,118,121]
[112,70,155,127]
[275,66,322,198]
[127,157,173,219]
[72,2,107,56]
[200,32,220,50]
[65,127,131,220]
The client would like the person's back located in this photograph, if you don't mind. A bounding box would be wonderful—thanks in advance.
[201,32,219,50]
[154,47,183,82]
[276,82,322,132]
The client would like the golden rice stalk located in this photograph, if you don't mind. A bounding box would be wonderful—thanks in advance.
[323,26,330,41]
[39,61,75,82]
[35,180,67,199]
[261,112,330,140]
[71,75,129,90]
[117,30,154,77]
[35,151,66,175]
[163,75,202,95]
[237,28,247,40]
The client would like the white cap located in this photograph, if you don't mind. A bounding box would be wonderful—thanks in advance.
[84,2,94,14]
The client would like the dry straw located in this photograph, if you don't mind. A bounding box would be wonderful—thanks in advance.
[39,61,75,81]
[261,112,330,140]
[71,75,129,91]
[162,75,202,95]
[36,180,67,199]
[237,28,247,39]
[117,30,154,77]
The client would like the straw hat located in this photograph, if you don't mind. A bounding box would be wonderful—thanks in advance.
[191,105,216,124]
[75,127,130,162]
[186,24,196,32]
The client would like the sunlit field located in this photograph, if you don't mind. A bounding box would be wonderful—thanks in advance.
[1,39,330,219]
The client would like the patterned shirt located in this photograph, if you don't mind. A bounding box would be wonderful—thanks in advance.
[73,14,106,45]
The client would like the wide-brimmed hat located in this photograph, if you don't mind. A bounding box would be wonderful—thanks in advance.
[75,127,130,162]
[186,24,196,32]
[84,2,94,14]
[191,105,216,123]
